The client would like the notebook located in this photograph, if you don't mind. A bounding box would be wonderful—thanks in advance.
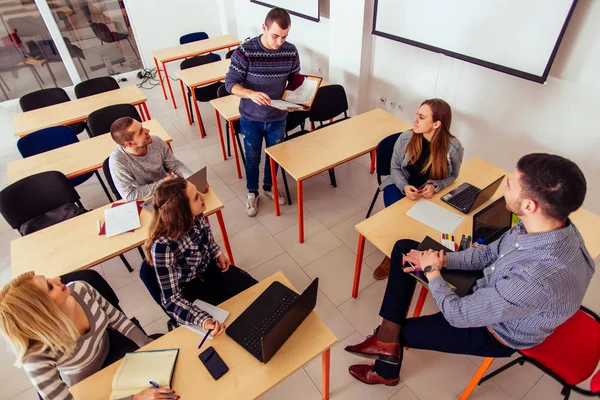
[182,300,230,340]
[110,348,179,400]
[270,74,322,111]
[99,201,143,237]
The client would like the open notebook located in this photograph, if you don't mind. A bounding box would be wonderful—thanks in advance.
[270,74,322,111]
[110,349,179,399]
[182,299,230,340]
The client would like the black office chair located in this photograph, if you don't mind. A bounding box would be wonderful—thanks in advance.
[87,104,142,137]
[179,31,208,44]
[139,260,178,332]
[19,88,86,135]
[75,76,120,99]
[180,54,223,128]
[225,49,235,59]
[89,21,139,59]
[285,110,309,135]
[365,132,403,218]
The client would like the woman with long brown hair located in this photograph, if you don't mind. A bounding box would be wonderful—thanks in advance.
[0,272,175,400]
[373,98,464,279]
[144,177,256,337]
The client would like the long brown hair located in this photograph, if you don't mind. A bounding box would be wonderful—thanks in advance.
[406,98,455,180]
[0,272,79,366]
[144,177,193,265]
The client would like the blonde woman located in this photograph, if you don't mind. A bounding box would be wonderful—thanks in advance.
[0,272,179,400]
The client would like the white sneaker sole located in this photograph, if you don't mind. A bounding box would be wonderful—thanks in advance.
[246,196,258,217]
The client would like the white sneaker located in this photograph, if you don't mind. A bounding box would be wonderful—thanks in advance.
[246,193,258,217]
[264,190,287,205]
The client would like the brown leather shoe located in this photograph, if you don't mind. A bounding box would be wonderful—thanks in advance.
[349,364,400,386]
[344,333,400,359]
[373,256,391,280]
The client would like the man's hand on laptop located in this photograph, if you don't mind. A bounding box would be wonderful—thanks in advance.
[203,319,226,337]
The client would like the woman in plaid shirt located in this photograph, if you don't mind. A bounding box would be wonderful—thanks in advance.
[145,177,257,337]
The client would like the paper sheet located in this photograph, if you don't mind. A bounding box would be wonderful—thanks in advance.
[270,99,305,109]
[182,300,230,340]
[406,199,464,233]
[104,201,141,238]
[284,78,319,104]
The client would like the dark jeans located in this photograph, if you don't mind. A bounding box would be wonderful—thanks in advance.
[239,116,287,193]
[374,239,515,379]
[383,185,405,207]
[182,261,258,305]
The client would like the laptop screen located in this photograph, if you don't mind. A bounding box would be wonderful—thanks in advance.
[472,196,513,244]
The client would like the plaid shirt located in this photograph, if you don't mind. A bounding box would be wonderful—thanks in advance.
[429,220,594,349]
[151,214,222,327]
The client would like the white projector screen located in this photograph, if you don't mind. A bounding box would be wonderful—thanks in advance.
[251,0,320,22]
[373,0,578,83]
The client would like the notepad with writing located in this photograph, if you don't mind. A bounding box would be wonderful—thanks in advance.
[182,300,230,340]
[110,349,179,400]
[270,74,322,111]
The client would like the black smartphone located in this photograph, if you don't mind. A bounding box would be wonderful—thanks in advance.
[199,346,229,380]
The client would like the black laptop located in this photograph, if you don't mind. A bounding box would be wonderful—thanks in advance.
[472,196,513,245]
[226,278,319,363]
[407,236,482,297]
[441,176,505,214]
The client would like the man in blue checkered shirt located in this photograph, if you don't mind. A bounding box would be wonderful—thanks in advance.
[345,153,594,386]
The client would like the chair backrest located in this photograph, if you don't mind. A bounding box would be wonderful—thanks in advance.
[286,110,309,133]
[521,306,600,386]
[217,84,228,98]
[179,31,209,45]
[17,126,78,158]
[375,132,402,180]
[180,53,221,70]
[19,87,70,112]
[75,76,119,99]
[225,49,234,59]
[0,171,80,230]
[309,84,349,123]
[87,103,141,137]
[102,157,122,200]
[60,269,121,311]
[89,21,114,43]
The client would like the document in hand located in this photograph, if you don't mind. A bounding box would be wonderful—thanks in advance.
[270,74,322,111]
[110,349,179,400]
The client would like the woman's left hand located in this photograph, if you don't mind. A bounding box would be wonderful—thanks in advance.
[216,253,230,272]
[420,184,435,199]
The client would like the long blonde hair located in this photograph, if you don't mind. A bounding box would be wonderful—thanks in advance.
[0,272,79,366]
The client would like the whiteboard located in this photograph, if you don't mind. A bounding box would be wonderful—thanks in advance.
[373,0,577,83]
[251,0,319,22]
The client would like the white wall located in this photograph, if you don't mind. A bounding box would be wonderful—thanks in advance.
[124,0,224,68]
[368,0,600,214]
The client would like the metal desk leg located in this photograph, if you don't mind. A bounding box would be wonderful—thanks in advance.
[322,348,331,400]
[229,121,242,179]
[216,210,235,265]
[352,234,365,298]
[180,80,192,125]
[162,61,177,108]
[154,57,167,100]
[270,157,280,217]
[214,109,227,160]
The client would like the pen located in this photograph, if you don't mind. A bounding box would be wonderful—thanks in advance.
[402,252,419,274]
[149,381,176,399]
[198,329,212,349]
[458,234,466,251]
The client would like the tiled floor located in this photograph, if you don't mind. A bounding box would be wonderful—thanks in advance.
[0,77,598,400]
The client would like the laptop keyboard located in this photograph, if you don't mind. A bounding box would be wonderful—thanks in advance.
[448,185,480,210]
[242,291,300,358]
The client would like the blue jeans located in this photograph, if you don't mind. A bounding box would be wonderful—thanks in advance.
[240,117,286,192]
[383,185,405,207]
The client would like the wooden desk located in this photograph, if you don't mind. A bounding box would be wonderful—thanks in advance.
[151,35,240,109]
[70,272,338,400]
[10,189,236,278]
[177,59,230,141]
[351,157,600,302]
[7,119,171,184]
[266,108,412,243]
[13,86,150,137]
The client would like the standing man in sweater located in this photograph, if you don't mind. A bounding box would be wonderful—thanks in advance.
[225,7,300,217]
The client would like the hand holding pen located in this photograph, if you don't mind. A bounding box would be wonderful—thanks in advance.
[135,381,177,400]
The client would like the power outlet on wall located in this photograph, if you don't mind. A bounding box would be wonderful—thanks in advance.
[379,97,387,106]
[397,104,405,112]
[389,101,396,109]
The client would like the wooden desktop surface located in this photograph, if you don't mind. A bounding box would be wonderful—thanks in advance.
[10,190,224,278]
[69,271,338,400]
[266,108,412,181]
[7,119,171,184]
[177,59,231,88]
[355,157,600,260]
[13,86,147,137]
[152,35,240,63]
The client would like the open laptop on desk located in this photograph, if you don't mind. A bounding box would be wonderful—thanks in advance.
[441,175,504,214]
[141,167,208,212]
[226,278,319,363]
[408,236,482,297]
[472,196,513,245]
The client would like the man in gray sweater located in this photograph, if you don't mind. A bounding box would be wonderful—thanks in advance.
[108,117,193,201]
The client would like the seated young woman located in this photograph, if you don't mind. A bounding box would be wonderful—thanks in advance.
[145,177,257,337]
[0,272,176,400]
[373,98,464,280]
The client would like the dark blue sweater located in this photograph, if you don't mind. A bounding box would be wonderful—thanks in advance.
[225,35,300,122]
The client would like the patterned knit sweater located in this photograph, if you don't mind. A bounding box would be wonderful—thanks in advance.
[225,35,300,122]
[22,281,152,400]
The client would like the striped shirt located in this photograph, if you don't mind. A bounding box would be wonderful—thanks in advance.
[22,281,151,400]
[429,220,595,349]
[151,214,222,328]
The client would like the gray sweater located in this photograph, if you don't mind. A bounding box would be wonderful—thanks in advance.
[109,136,193,201]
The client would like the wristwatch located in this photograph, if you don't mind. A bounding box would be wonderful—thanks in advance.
[423,265,441,274]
